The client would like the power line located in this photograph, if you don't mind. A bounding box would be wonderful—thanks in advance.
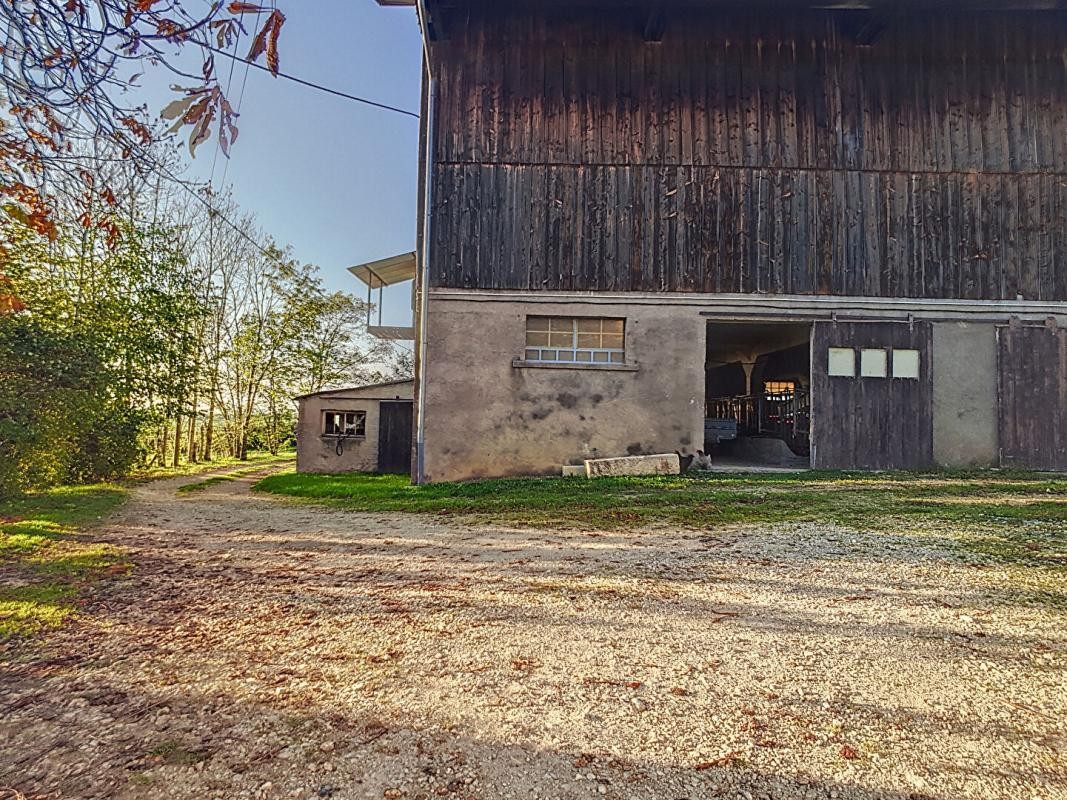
[201,42,420,119]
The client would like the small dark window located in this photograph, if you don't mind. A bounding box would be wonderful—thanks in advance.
[323,410,366,437]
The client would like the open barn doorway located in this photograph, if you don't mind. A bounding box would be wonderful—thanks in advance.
[705,321,812,469]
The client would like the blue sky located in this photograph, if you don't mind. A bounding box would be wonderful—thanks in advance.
[142,1,424,325]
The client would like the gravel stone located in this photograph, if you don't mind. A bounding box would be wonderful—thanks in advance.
[0,468,1064,799]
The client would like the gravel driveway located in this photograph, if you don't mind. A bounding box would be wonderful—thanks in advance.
[1,469,1064,800]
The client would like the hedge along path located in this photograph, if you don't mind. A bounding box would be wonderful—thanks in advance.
[0,468,1064,800]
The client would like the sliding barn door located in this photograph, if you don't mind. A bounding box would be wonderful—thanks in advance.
[811,321,934,470]
[998,324,1067,470]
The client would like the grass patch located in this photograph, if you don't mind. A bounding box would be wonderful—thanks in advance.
[0,484,128,641]
[132,449,295,482]
[176,464,280,494]
[255,469,1067,590]
[148,739,208,766]
[255,469,1067,530]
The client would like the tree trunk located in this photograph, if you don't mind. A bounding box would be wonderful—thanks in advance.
[172,414,181,468]
[186,391,199,463]
[158,423,168,467]
[204,394,216,462]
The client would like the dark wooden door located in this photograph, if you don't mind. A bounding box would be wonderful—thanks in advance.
[377,401,413,474]
[998,324,1067,470]
[811,321,934,470]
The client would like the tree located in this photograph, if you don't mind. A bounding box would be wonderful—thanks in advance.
[0,214,206,492]
[0,0,287,248]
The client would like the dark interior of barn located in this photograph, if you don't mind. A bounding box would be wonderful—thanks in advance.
[704,321,812,469]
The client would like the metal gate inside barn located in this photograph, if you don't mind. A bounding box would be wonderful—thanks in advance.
[811,320,934,470]
[998,323,1067,470]
[377,401,414,474]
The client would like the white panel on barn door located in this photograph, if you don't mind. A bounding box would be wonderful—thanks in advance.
[827,348,855,377]
[860,349,888,378]
[892,349,921,379]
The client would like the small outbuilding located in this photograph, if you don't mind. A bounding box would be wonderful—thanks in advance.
[295,380,414,475]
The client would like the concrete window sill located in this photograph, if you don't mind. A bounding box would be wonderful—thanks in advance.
[321,435,366,440]
[511,358,639,372]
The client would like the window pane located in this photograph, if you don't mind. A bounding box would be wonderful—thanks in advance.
[526,331,549,347]
[548,332,573,347]
[576,333,601,348]
[593,351,610,363]
[860,348,888,378]
[828,348,855,377]
[557,350,575,361]
[601,319,624,335]
[525,348,540,361]
[576,318,602,334]
[601,333,624,349]
[541,350,558,361]
[549,317,572,332]
[526,316,550,332]
[575,350,592,362]
[764,381,795,396]
[892,349,920,379]
[609,351,624,363]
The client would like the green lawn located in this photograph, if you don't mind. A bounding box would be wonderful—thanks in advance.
[132,449,295,482]
[177,463,287,494]
[255,469,1067,585]
[0,484,128,640]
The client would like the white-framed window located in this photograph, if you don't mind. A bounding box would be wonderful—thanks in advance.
[892,349,921,379]
[860,349,888,378]
[827,348,856,377]
[323,410,366,437]
[524,316,625,364]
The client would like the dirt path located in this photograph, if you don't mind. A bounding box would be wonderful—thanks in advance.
[1,471,1064,800]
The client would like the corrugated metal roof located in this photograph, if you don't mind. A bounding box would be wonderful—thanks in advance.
[348,252,417,289]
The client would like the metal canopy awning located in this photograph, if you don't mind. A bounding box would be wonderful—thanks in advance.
[348,252,417,341]
[348,252,416,289]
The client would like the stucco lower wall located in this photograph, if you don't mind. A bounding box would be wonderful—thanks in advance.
[932,322,998,467]
[297,396,381,474]
[421,297,706,482]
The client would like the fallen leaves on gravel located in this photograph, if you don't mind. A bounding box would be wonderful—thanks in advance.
[840,744,860,760]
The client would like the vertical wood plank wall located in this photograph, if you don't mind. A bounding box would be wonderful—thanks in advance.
[811,321,934,469]
[998,324,1067,469]
[428,9,1067,299]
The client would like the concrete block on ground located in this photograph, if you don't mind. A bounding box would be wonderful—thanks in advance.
[561,464,587,477]
[584,453,680,478]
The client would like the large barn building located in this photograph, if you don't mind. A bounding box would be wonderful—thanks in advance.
[362,0,1067,483]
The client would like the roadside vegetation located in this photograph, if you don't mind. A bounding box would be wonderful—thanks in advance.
[256,470,1067,602]
[0,484,128,640]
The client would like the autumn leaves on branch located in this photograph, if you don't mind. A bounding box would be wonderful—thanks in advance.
[0,0,287,244]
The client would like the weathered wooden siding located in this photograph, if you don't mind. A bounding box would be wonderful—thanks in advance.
[998,323,1067,469]
[429,9,1067,298]
[811,321,934,469]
